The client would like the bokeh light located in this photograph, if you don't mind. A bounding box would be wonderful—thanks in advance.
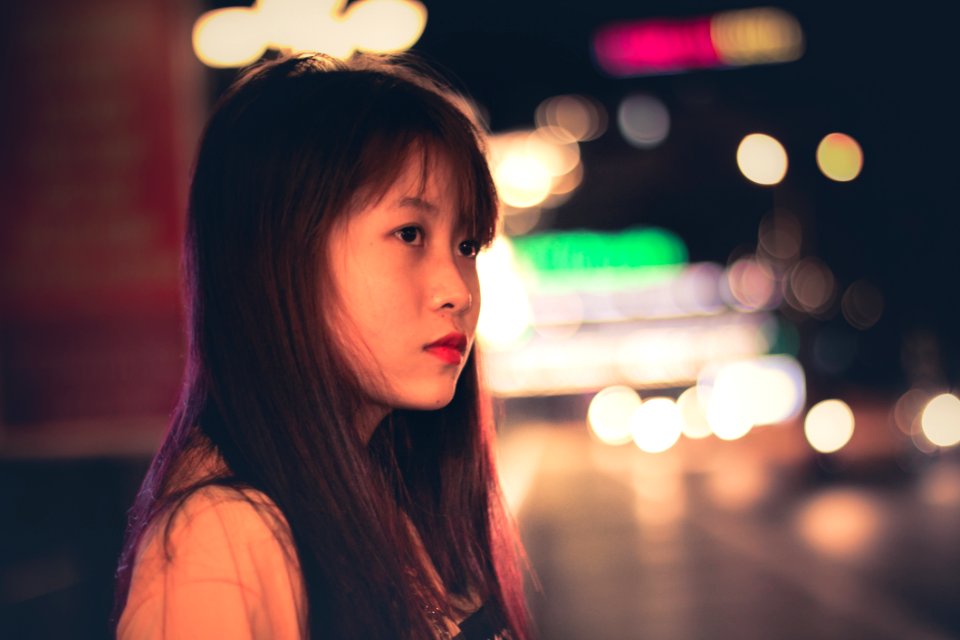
[784,257,835,314]
[919,462,960,506]
[342,0,428,53]
[921,393,960,447]
[676,386,711,439]
[535,95,608,142]
[193,8,265,68]
[617,94,670,149]
[488,129,584,211]
[631,397,683,453]
[804,399,855,453]
[710,7,805,65]
[699,355,805,438]
[893,388,929,435]
[588,385,642,445]
[705,452,770,510]
[816,132,863,182]
[672,262,725,314]
[525,128,581,176]
[494,155,553,208]
[795,490,882,560]
[841,280,884,330]
[736,133,788,185]
[757,209,801,262]
[722,256,780,310]
[192,0,427,68]
[501,207,542,236]
[476,237,532,350]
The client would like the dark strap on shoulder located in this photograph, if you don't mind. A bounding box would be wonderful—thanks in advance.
[452,600,508,640]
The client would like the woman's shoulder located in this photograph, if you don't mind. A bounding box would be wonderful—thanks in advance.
[141,483,296,574]
[118,484,306,639]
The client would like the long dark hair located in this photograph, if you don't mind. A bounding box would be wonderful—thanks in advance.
[113,54,530,638]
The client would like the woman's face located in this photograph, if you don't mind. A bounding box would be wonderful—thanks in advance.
[326,153,482,418]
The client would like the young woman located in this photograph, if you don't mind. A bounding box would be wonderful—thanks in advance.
[113,54,531,639]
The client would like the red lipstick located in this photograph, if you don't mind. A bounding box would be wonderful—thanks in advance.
[424,332,468,365]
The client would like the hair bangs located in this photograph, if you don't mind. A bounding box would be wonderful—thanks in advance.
[341,72,499,248]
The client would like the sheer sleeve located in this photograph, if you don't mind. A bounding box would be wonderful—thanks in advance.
[117,487,306,640]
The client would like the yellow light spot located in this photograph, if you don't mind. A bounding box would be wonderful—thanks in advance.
[817,132,863,182]
[631,397,683,453]
[804,399,855,453]
[588,386,642,446]
[736,133,788,185]
[921,393,960,447]
[711,7,804,66]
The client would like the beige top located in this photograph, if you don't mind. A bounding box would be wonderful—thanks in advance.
[117,486,307,639]
[118,459,472,638]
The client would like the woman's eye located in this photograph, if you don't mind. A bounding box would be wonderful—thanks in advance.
[458,240,479,258]
[395,226,424,245]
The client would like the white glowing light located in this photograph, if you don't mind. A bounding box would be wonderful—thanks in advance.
[489,129,583,210]
[804,399,855,453]
[192,0,427,68]
[699,355,805,439]
[493,155,553,208]
[921,393,960,447]
[476,237,532,350]
[631,397,683,453]
[676,386,711,439]
[525,129,581,177]
[736,133,788,186]
[193,8,266,68]
[588,386,643,445]
[343,0,427,52]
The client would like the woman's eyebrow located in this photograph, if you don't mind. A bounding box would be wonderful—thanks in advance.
[397,196,439,215]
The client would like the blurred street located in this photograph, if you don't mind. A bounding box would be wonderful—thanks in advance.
[499,399,960,640]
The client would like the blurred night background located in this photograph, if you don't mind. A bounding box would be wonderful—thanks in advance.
[1,1,958,638]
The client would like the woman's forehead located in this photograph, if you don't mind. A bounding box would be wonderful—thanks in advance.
[356,148,465,216]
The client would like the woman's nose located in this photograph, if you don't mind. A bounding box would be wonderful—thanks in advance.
[429,257,474,314]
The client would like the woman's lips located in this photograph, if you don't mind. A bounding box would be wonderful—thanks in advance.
[425,345,464,365]
[425,332,468,365]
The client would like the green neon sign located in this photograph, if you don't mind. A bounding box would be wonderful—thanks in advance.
[510,227,688,292]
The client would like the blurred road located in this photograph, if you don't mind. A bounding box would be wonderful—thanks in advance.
[499,407,960,640]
